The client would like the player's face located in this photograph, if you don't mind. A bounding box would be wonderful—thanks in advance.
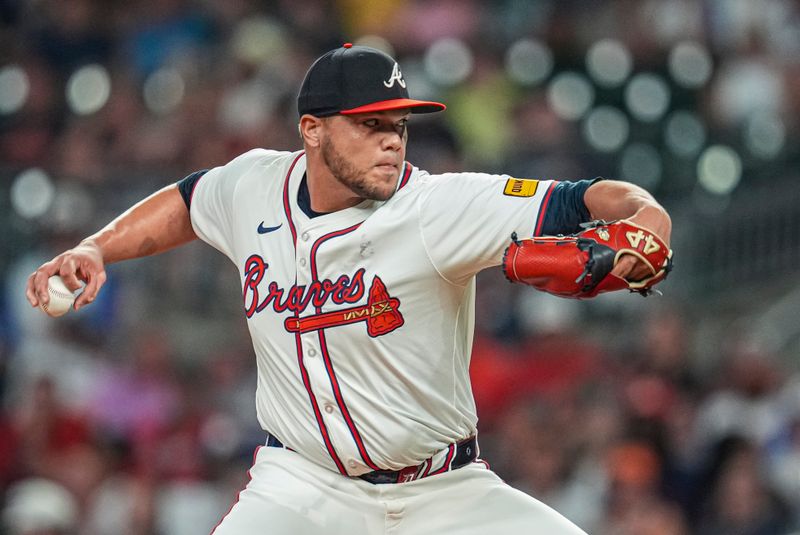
[320,110,409,201]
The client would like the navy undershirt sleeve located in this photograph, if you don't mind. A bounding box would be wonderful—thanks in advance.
[176,170,209,210]
[538,178,602,236]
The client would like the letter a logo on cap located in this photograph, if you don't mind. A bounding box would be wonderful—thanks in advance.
[383,62,407,89]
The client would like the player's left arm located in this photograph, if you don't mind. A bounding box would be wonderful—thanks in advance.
[583,180,672,282]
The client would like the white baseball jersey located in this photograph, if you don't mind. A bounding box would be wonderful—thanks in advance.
[188,149,560,476]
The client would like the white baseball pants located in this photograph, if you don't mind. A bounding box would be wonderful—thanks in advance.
[211,446,587,534]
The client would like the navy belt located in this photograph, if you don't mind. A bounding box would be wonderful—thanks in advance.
[264,433,478,484]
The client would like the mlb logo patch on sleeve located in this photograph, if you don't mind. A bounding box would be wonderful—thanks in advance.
[503,178,539,197]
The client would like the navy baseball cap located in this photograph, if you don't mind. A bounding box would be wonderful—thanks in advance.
[298,43,446,117]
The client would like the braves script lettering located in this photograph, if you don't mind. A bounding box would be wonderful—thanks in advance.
[243,254,365,318]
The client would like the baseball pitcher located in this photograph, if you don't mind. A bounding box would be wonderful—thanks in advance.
[27,44,672,534]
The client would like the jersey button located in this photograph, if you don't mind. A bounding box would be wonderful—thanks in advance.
[324,403,335,414]
[299,258,307,267]
[301,232,310,241]
[347,459,358,469]
[307,348,317,357]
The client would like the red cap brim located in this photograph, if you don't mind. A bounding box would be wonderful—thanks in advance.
[340,98,446,115]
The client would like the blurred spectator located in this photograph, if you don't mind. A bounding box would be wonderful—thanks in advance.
[445,49,519,168]
[601,495,688,535]
[696,437,791,535]
[602,440,679,534]
[765,417,800,529]
[2,478,79,535]
[121,0,214,79]
[694,345,788,451]
[85,329,180,476]
[30,0,112,76]
[506,400,606,532]
[13,377,92,475]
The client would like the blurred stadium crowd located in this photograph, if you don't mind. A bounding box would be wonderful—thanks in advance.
[1,0,800,533]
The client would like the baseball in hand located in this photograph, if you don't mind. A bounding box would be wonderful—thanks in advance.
[40,275,77,317]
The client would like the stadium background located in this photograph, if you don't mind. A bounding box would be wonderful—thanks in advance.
[1,0,800,533]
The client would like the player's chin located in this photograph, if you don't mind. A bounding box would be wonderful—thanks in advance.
[359,177,397,201]
[368,167,400,195]
[364,184,396,201]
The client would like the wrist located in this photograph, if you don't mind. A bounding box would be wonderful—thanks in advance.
[77,237,106,261]
[629,205,672,243]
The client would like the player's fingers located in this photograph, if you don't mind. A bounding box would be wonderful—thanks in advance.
[26,272,40,307]
[611,254,648,281]
[59,259,83,292]
[75,269,106,310]
[30,260,62,306]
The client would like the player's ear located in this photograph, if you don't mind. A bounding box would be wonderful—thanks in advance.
[299,115,323,148]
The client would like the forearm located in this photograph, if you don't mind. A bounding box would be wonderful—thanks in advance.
[584,180,671,242]
[83,184,197,264]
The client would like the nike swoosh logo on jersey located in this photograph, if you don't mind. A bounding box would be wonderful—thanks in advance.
[257,222,283,234]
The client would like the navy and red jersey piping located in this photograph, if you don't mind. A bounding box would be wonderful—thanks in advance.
[397,162,412,190]
[281,152,304,246]
[292,323,348,475]
[281,151,348,475]
[309,224,382,472]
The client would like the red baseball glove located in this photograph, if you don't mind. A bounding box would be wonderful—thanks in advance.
[502,220,673,298]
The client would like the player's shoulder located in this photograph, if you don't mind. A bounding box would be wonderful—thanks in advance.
[222,148,302,174]
[406,165,506,192]
[199,149,302,198]
[402,166,558,208]
[401,164,455,190]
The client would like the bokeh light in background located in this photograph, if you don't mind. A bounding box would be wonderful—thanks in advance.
[668,41,713,88]
[624,73,671,122]
[10,168,55,219]
[583,106,629,152]
[230,16,288,66]
[619,143,662,190]
[50,184,95,232]
[547,72,594,120]
[714,60,783,123]
[0,65,29,114]
[354,35,396,56]
[697,145,742,195]
[219,74,283,132]
[645,0,704,45]
[664,110,706,158]
[143,68,186,115]
[585,39,632,88]
[397,60,438,104]
[424,38,473,86]
[744,111,785,159]
[65,64,111,115]
[505,38,553,86]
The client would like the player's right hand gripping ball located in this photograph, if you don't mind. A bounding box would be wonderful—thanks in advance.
[39,275,77,317]
[502,220,673,298]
